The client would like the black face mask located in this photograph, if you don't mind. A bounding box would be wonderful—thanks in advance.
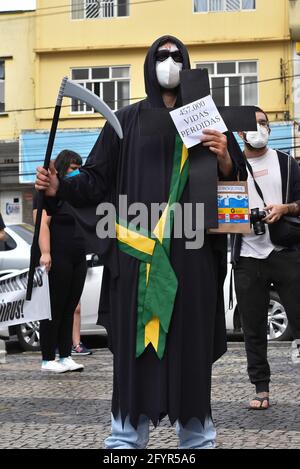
[155,50,183,64]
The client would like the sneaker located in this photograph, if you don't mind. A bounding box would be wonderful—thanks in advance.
[290,340,300,364]
[41,360,69,373]
[59,356,84,372]
[71,342,92,356]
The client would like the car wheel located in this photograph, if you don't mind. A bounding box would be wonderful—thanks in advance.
[268,291,292,342]
[15,322,41,352]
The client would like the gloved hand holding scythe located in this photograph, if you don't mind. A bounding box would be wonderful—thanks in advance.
[26,77,123,300]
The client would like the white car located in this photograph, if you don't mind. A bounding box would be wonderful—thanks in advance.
[224,252,292,342]
[0,224,292,351]
[0,224,105,350]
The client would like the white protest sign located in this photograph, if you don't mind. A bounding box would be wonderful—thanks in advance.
[170,95,228,149]
[0,267,51,328]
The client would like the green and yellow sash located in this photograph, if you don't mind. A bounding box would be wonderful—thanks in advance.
[116,136,189,359]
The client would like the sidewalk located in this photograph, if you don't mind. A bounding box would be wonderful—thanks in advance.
[0,342,299,449]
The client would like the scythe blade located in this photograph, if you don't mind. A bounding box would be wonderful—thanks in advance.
[26,77,123,301]
[63,78,123,139]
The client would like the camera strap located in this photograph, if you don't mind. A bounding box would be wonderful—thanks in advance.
[244,158,267,207]
[283,152,292,204]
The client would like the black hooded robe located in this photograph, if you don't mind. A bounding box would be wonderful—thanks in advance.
[56,35,243,429]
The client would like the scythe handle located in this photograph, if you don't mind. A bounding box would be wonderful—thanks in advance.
[26,102,62,301]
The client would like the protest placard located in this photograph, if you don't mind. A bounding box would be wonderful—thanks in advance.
[0,267,51,328]
[208,181,251,234]
[169,95,228,149]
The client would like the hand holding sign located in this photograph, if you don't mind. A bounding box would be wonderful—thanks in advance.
[170,95,228,149]
[201,129,233,178]
[202,129,228,158]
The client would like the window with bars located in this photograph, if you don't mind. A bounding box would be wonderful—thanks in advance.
[193,0,256,12]
[196,61,258,106]
[71,66,130,113]
[71,0,129,19]
[0,60,5,113]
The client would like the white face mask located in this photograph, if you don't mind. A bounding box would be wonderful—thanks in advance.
[156,54,183,90]
[245,124,269,149]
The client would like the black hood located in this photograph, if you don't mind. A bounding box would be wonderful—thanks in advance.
[144,35,191,107]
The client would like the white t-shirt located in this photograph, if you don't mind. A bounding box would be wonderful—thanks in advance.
[241,148,283,259]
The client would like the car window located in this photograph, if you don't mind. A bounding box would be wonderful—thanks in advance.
[8,224,33,245]
[0,233,17,252]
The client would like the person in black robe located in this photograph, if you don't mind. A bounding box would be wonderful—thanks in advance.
[35,35,245,449]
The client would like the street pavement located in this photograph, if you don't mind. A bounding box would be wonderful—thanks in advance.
[0,342,299,449]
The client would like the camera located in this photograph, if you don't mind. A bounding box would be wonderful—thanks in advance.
[250,208,266,236]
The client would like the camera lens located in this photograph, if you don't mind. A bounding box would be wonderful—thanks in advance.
[250,208,266,236]
[253,220,265,236]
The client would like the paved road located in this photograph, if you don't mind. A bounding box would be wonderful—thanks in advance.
[0,342,299,449]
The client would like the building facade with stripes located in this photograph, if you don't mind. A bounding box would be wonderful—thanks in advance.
[0,0,299,223]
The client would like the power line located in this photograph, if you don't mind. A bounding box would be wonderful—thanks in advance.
[3,142,300,176]
[3,100,143,114]
[5,155,294,177]
[2,73,300,116]
[0,155,88,163]
[1,112,299,142]
[0,132,100,145]
[1,126,299,145]
[1,123,299,143]
[277,145,300,151]
[0,0,165,22]
[3,1,121,13]
[0,128,297,150]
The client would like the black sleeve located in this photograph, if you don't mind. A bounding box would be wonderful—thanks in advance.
[57,121,120,208]
[0,213,5,230]
[218,132,247,181]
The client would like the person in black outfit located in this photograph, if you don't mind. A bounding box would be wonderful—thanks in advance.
[232,108,300,409]
[33,150,87,373]
[34,36,244,449]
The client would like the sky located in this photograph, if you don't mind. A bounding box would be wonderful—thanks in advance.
[0,0,36,11]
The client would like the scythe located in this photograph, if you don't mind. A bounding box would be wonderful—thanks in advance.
[26,77,123,300]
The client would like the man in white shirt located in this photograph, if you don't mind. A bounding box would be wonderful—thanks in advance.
[233,108,300,410]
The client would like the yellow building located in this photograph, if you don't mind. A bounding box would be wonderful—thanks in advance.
[0,7,36,223]
[34,0,293,125]
[289,0,300,161]
[0,0,298,222]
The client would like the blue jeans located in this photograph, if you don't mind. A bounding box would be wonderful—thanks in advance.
[105,413,216,449]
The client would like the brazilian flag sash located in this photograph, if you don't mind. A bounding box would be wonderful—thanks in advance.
[116,135,189,359]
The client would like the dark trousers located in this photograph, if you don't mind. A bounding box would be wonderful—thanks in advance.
[234,250,300,393]
[40,252,87,361]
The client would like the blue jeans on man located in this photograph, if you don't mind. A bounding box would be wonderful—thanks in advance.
[105,413,216,449]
